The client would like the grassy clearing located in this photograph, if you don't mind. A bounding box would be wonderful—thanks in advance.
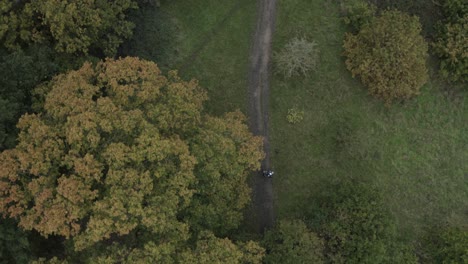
[123,0,256,114]
[270,0,468,241]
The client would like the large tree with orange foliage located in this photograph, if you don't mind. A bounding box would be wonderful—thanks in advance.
[0,57,264,261]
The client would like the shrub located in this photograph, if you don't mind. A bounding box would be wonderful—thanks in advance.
[343,10,429,104]
[275,37,319,78]
[262,219,324,264]
[286,107,304,124]
[433,0,467,83]
[341,0,376,32]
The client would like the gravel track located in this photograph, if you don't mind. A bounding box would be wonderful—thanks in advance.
[247,0,277,232]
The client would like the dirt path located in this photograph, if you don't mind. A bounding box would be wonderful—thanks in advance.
[247,0,277,232]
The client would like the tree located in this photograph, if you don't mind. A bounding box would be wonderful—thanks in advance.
[262,219,324,264]
[186,111,265,235]
[433,0,467,83]
[274,37,319,78]
[0,46,59,150]
[422,226,468,263]
[0,0,138,56]
[0,218,31,264]
[341,0,376,32]
[312,181,417,264]
[343,10,428,104]
[0,57,264,258]
[179,231,265,264]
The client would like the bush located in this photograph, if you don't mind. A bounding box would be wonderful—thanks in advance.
[343,10,428,104]
[341,0,376,32]
[433,0,467,83]
[286,107,304,124]
[275,37,319,78]
[262,219,324,264]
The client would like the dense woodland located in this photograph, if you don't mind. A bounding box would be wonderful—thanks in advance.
[0,0,467,263]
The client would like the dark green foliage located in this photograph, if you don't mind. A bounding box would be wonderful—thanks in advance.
[120,7,182,71]
[309,181,417,264]
[0,46,59,150]
[422,226,468,263]
[0,219,30,264]
[340,0,376,32]
[440,0,467,19]
[433,0,467,83]
[343,10,428,104]
[262,219,324,264]
[367,0,442,35]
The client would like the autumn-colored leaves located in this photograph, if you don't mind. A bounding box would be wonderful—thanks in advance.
[0,57,264,260]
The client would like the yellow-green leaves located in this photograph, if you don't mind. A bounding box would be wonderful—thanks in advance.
[0,57,264,257]
[0,0,137,55]
[187,110,264,234]
[343,10,429,104]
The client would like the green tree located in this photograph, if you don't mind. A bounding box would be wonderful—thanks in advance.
[0,46,59,150]
[186,111,264,235]
[422,226,468,263]
[179,231,265,264]
[343,10,428,104]
[262,219,324,264]
[311,181,417,264]
[433,0,467,83]
[0,219,30,264]
[0,0,137,56]
[341,0,376,32]
[0,57,264,259]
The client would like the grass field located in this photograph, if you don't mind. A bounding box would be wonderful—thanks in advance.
[125,0,468,243]
[270,0,468,241]
[123,0,256,114]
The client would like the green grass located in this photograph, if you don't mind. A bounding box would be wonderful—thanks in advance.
[270,0,468,241]
[123,0,256,114]
[126,0,468,242]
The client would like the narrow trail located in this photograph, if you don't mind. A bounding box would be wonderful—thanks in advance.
[247,0,277,232]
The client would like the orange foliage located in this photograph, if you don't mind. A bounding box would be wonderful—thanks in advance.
[0,57,264,253]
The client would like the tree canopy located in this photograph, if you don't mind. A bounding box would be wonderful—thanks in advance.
[0,0,137,56]
[313,181,418,264]
[262,219,324,264]
[0,46,59,150]
[343,10,428,104]
[0,57,264,261]
[433,0,467,83]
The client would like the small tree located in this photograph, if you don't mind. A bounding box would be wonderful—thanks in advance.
[433,0,467,83]
[343,10,429,104]
[275,37,319,78]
